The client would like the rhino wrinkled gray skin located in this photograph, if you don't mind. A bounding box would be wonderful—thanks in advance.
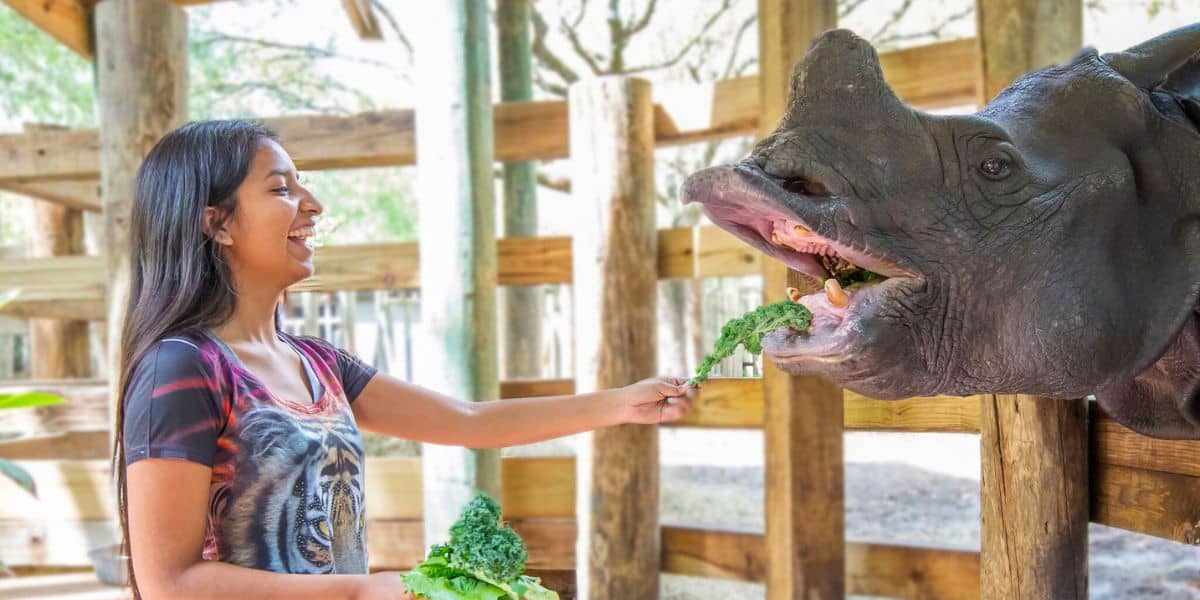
[682,25,1200,438]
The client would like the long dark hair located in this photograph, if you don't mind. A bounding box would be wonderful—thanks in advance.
[113,119,278,597]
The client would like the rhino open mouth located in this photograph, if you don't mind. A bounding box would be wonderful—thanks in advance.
[682,163,923,361]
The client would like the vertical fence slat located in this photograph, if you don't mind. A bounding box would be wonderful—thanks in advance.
[976,4,1086,598]
[757,1,843,598]
[570,76,659,599]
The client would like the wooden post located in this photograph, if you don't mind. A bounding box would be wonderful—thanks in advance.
[976,2,1086,598]
[570,76,658,599]
[757,1,842,599]
[413,0,502,545]
[94,0,187,442]
[497,0,542,381]
[29,200,90,379]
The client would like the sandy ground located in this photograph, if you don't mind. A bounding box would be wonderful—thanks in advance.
[654,431,1200,599]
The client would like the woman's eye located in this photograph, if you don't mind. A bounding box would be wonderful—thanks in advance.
[979,156,1011,180]
[272,187,290,195]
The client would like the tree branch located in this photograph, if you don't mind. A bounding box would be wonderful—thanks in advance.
[368,0,413,57]
[193,31,393,69]
[621,0,734,74]
[530,8,580,89]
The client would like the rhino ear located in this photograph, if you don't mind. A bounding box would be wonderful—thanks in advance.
[1102,23,1200,89]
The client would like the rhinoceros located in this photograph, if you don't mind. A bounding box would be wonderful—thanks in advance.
[682,24,1200,439]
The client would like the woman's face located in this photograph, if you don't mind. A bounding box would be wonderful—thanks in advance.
[207,139,324,288]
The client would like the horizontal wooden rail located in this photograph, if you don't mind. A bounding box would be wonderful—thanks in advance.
[0,38,979,189]
[4,393,1195,549]
[661,526,981,599]
[0,225,759,320]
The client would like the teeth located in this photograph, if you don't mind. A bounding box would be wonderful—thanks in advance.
[786,287,803,302]
[288,226,315,239]
[793,224,812,236]
[825,278,849,308]
[771,231,783,246]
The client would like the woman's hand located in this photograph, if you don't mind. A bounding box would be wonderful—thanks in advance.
[354,572,415,600]
[619,376,698,424]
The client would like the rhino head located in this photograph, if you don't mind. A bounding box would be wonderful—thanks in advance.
[682,25,1200,438]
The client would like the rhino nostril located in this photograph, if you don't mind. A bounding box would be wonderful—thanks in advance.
[781,177,830,198]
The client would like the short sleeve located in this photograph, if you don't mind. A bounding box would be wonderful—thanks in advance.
[123,338,226,467]
[335,346,377,404]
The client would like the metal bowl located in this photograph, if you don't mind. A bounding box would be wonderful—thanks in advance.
[87,543,130,587]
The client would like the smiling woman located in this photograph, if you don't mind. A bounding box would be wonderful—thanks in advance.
[114,119,699,600]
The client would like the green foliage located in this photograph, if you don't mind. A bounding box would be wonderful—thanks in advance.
[0,5,95,128]
[404,493,558,600]
[690,301,813,385]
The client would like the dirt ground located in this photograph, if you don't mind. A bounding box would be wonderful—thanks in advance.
[659,462,1200,599]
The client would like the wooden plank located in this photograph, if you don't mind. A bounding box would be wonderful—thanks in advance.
[758,1,843,598]
[367,519,576,571]
[340,0,381,40]
[1091,404,1200,479]
[0,39,979,184]
[0,177,101,211]
[0,379,107,435]
[1,0,91,59]
[1091,462,1200,544]
[0,456,574,522]
[977,1,1083,102]
[0,430,108,460]
[981,394,1088,599]
[976,3,1086,599]
[28,198,91,381]
[570,76,660,599]
[674,377,763,428]
[0,572,128,599]
[880,37,981,109]
[844,391,983,433]
[661,526,980,599]
[499,378,574,399]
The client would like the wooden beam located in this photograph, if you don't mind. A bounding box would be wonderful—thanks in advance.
[1,0,91,59]
[976,3,1086,599]
[28,198,91,381]
[0,177,101,211]
[0,38,979,184]
[758,2,843,599]
[414,0,501,548]
[570,76,660,599]
[661,526,981,599]
[340,0,381,40]
[981,394,1088,599]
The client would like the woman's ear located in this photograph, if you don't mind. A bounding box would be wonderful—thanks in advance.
[203,206,234,246]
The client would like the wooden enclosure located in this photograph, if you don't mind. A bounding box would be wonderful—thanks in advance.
[1,1,1199,599]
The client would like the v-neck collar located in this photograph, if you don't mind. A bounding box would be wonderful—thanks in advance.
[203,330,325,406]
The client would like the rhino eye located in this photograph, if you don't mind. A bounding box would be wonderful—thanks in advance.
[979,156,1011,180]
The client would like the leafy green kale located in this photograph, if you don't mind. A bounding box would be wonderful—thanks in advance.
[403,493,558,600]
[689,301,813,385]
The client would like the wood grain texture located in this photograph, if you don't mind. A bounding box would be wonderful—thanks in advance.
[0,40,978,183]
[981,394,1088,599]
[661,526,981,599]
[757,1,842,598]
[570,76,660,599]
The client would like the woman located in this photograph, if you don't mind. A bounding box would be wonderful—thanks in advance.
[117,120,698,599]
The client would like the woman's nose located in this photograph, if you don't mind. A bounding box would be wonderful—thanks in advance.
[300,187,324,215]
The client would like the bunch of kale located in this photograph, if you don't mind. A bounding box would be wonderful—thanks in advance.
[689,300,813,385]
[403,493,558,600]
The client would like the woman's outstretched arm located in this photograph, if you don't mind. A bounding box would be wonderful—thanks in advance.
[351,374,697,448]
[126,459,412,600]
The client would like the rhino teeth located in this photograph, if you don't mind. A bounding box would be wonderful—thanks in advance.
[825,278,849,308]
